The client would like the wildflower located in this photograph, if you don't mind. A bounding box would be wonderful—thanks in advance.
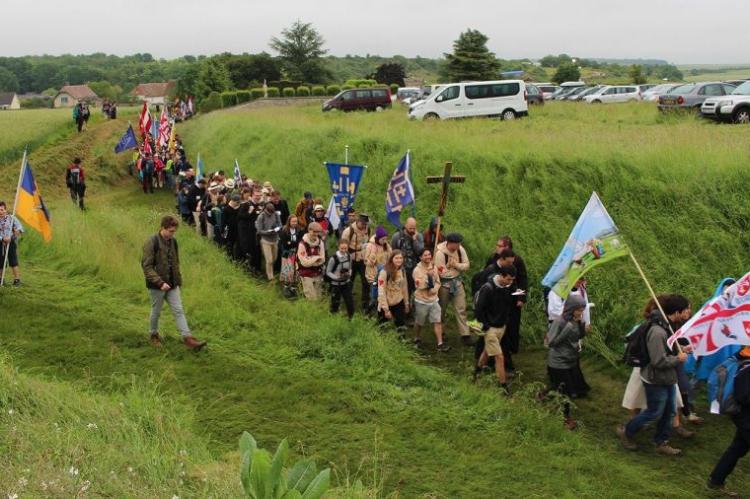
[68,466,79,476]
[17,477,28,487]
[86,423,98,430]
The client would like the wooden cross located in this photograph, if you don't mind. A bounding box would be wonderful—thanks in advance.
[426,161,465,253]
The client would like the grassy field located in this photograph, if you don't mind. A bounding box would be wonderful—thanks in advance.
[0,108,84,165]
[1,102,749,497]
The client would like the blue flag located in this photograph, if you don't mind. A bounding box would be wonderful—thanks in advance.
[326,162,365,225]
[385,152,415,228]
[114,125,138,153]
[196,153,204,181]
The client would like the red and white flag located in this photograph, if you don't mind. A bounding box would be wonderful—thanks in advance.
[669,271,750,355]
[139,101,152,136]
[157,107,170,148]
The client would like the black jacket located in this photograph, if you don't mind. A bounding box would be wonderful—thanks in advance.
[474,278,516,330]
[280,227,301,257]
[486,252,528,302]
[734,357,750,429]
[187,184,206,212]
[272,199,290,226]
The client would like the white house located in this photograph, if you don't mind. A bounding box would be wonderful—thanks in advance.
[54,85,100,108]
[131,82,176,106]
[0,92,21,110]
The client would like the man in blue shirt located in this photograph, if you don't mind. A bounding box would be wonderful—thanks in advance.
[0,200,24,286]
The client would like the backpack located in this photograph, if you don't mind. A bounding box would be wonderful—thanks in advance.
[622,321,654,368]
[471,265,494,297]
[473,281,493,310]
[323,254,342,284]
[707,357,750,416]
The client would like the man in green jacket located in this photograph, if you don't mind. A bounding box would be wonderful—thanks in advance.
[142,215,207,350]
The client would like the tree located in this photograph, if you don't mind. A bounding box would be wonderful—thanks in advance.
[176,64,200,99]
[539,54,573,68]
[196,59,231,99]
[223,53,282,89]
[371,62,406,87]
[270,20,329,83]
[0,66,19,92]
[443,29,500,82]
[629,65,646,84]
[552,62,581,84]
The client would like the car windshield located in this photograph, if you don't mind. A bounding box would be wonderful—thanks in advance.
[670,84,697,95]
[731,81,750,95]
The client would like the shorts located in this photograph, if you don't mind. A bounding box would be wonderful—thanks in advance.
[414,300,441,326]
[484,326,506,357]
[1,240,18,267]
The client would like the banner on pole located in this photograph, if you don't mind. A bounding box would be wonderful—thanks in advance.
[325,162,365,225]
[541,192,628,298]
[385,152,415,228]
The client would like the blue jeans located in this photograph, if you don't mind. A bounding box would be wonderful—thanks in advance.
[625,382,675,444]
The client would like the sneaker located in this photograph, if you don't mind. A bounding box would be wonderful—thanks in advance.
[616,425,638,451]
[413,338,423,349]
[673,426,696,439]
[499,383,510,396]
[655,442,681,456]
[461,335,474,347]
[705,480,739,497]
[437,343,452,353]
[687,413,705,425]
[183,336,207,351]
[150,333,163,347]
[12,279,21,287]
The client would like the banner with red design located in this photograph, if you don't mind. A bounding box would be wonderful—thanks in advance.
[669,271,750,355]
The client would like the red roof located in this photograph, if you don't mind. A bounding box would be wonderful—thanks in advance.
[131,82,176,98]
[57,85,98,100]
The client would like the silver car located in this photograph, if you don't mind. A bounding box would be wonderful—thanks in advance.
[658,82,736,111]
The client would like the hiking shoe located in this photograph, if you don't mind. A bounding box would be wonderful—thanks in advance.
[655,442,682,456]
[437,343,452,353]
[184,336,207,351]
[499,383,510,396]
[687,412,705,425]
[472,366,482,383]
[413,338,423,349]
[706,480,739,497]
[12,279,21,287]
[150,333,163,347]
[616,425,638,451]
[673,426,696,439]
[564,418,578,431]
[461,335,474,347]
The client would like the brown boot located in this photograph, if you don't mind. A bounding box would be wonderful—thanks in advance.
[150,333,163,347]
[184,336,207,351]
[564,417,578,431]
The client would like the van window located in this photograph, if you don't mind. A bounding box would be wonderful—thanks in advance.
[355,90,371,99]
[341,91,354,101]
[603,88,616,95]
[436,86,460,102]
[372,89,387,98]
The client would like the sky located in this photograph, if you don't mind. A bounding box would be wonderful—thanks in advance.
[2,0,749,64]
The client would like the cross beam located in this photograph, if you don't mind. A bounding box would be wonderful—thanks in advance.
[426,161,465,252]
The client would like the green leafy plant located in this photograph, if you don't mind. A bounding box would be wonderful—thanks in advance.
[326,85,341,95]
[239,432,330,499]
[221,92,239,108]
[297,86,311,96]
[250,88,265,99]
[311,86,326,96]
[237,90,252,103]
[389,83,399,94]
[199,91,223,113]
[267,87,280,97]
[282,87,296,97]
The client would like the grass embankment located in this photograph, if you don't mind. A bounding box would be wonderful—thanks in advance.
[0,103,748,497]
[0,108,90,165]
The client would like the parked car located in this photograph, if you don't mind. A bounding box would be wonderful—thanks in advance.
[641,83,680,102]
[723,79,750,87]
[530,83,559,100]
[396,87,420,102]
[408,80,528,121]
[658,82,735,111]
[637,84,656,93]
[573,86,604,101]
[526,84,544,105]
[700,80,750,123]
[322,88,392,112]
[566,86,595,101]
[584,85,641,103]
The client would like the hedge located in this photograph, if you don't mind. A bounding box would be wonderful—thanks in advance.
[341,84,354,91]
[268,80,302,90]
[267,87,280,97]
[250,88,265,99]
[311,86,326,96]
[297,86,310,96]
[345,79,377,87]
[220,92,238,108]
[200,91,222,113]
[282,87,296,97]
[390,83,399,93]
[357,83,371,88]
[236,90,251,104]
[326,85,341,95]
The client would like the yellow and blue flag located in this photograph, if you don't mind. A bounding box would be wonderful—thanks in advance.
[16,160,51,242]
[385,152,415,228]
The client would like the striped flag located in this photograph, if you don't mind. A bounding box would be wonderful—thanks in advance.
[138,101,152,136]
[157,108,170,148]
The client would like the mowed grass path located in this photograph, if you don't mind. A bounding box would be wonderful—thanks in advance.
[0,103,748,497]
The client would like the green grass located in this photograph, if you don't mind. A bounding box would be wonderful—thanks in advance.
[0,108,84,165]
[1,102,749,497]
[684,68,750,82]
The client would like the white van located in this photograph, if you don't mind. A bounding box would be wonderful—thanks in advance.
[408,80,528,121]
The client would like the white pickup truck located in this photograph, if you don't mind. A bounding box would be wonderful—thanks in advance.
[700,80,750,124]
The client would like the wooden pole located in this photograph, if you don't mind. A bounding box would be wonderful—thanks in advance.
[629,251,683,351]
[1,149,27,286]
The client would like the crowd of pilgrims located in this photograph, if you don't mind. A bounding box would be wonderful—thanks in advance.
[125,130,750,487]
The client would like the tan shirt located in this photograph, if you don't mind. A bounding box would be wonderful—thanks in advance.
[364,236,391,283]
[412,261,440,304]
[377,268,408,311]
[341,224,370,262]
[434,241,470,280]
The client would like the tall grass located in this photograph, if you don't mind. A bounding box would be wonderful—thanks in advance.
[180,102,750,354]
[0,108,85,164]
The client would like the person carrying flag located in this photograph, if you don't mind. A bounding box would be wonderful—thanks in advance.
[0,200,24,287]
[65,158,86,210]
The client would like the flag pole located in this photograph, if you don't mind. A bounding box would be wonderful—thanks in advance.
[629,251,683,351]
[344,145,349,165]
[1,148,27,286]
[407,149,416,217]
